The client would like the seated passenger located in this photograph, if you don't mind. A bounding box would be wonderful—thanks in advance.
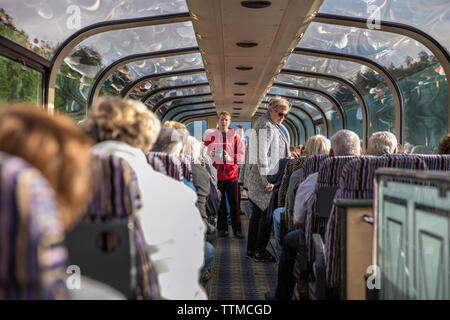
[364,131,397,156]
[266,129,361,300]
[437,134,450,154]
[0,104,102,299]
[81,98,207,300]
[273,135,330,255]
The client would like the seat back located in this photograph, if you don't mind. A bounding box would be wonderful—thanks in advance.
[147,152,184,181]
[301,154,330,181]
[277,157,306,208]
[67,154,159,300]
[0,152,68,299]
[305,156,363,261]
[324,155,427,291]
[384,153,450,171]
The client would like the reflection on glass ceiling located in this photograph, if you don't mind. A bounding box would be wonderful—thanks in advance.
[168,104,216,121]
[128,72,208,101]
[63,21,196,81]
[319,0,450,51]
[145,85,211,108]
[0,0,189,59]
[100,53,203,96]
[158,95,213,114]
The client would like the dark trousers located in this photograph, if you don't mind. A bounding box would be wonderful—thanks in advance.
[218,181,241,234]
[275,229,302,300]
[247,200,272,254]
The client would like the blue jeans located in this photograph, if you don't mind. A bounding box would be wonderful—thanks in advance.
[272,207,285,256]
[201,241,215,278]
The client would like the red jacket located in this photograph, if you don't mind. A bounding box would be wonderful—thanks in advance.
[204,128,245,182]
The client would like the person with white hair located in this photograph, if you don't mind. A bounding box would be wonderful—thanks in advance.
[266,129,361,300]
[364,131,398,156]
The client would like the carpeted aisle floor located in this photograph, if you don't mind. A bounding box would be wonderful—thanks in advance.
[205,209,278,300]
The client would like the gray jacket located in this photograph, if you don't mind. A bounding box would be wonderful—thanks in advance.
[243,112,289,211]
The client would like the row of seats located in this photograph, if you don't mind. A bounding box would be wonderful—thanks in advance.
[273,152,450,299]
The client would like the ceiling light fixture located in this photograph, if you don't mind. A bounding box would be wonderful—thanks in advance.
[234,82,248,86]
[236,41,258,48]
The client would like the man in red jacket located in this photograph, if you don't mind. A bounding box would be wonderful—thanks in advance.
[204,111,246,239]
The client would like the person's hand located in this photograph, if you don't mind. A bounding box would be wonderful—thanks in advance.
[288,152,300,159]
[265,183,274,192]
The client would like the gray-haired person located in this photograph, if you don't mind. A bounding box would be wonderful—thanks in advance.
[244,97,293,262]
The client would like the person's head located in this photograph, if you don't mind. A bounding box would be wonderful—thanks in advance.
[365,131,398,156]
[437,134,450,154]
[163,121,189,145]
[182,136,204,163]
[82,98,161,153]
[151,126,184,155]
[303,135,330,156]
[217,111,231,133]
[0,104,93,231]
[329,129,361,157]
[268,96,291,125]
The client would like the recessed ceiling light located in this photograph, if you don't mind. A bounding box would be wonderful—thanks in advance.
[233,107,243,110]
[236,66,253,71]
[241,1,271,9]
[234,93,246,96]
[234,82,248,86]
[233,101,244,104]
[236,41,258,48]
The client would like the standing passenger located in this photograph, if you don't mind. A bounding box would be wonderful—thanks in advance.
[204,111,246,239]
[245,97,291,262]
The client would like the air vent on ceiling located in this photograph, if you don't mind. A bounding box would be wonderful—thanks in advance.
[233,107,243,110]
[234,93,246,96]
[241,1,271,9]
[234,82,248,86]
[236,41,258,48]
[236,66,253,71]
[233,101,244,104]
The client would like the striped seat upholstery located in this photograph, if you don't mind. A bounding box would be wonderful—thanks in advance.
[0,152,68,299]
[86,154,159,300]
[179,154,194,183]
[384,153,450,171]
[301,154,330,181]
[147,152,184,181]
[280,155,329,243]
[277,157,306,208]
[305,156,363,262]
[323,155,427,291]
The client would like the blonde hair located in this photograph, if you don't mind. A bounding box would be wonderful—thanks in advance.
[0,104,93,231]
[182,136,204,164]
[82,98,161,153]
[365,131,397,156]
[303,135,330,156]
[268,96,291,112]
[163,121,189,146]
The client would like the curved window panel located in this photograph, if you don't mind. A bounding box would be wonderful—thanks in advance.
[276,73,363,138]
[299,21,448,150]
[62,21,196,90]
[0,55,42,106]
[55,53,204,120]
[289,107,312,143]
[128,72,208,100]
[319,0,450,50]
[101,53,203,96]
[269,86,340,136]
[285,54,394,138]
[147,85,210,108]
[0,0,189,59]
[162,98,213,120]
[170,105,215,121]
